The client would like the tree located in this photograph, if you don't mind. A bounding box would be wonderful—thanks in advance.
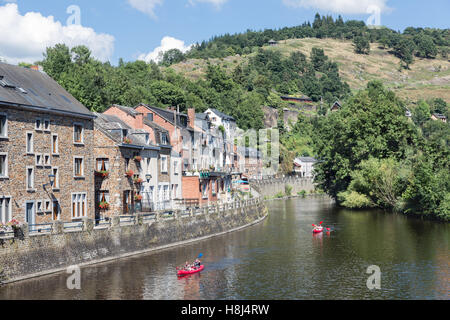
[353,35,371,54]
[414,33,437,58]
[412,100,431,126]
[161,49,186,66]
[310,47,328,71]
[313,81,418,198]
[40,44,72,81]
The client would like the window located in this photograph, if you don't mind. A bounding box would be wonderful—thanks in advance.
[161,133,169,145]
[26,167,34,190]
[51,134,59,154]
[161,156,168,173]
[26,132,34,154]
[173,160,178,175]
[52,167,59,189]
[52,200,60,221]
[74,157,84,177]
[202,182,208,199]
[0,197,12,223]
[35,118,42,131]
[147,113,153,122]
[72,193,87,218]
[96,158,109,171]
[125,158,130,170]
[0,114,7,138]
[172,184,178,198]
[35,153,43,167]
[0,153,8,178]
[44,154,51,167]
[212,180,216,196]
[145,134,150,145]
[36,200,43,213]
[44,200,51,212]
[98,191,110,203]
[43,119,50,131]
[73,123,83,144]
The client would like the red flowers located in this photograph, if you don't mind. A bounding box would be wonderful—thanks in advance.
[99,202,110,210]
[133,155,142,162]
[134,194,143,201]
[95,170,109,178]
[125,170,134,177]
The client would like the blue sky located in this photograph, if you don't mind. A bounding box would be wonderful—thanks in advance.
[0,0,449,65]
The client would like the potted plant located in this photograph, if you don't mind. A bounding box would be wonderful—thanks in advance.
[133,177,143,184]
[95,170,109,178]
[133,155,142,162]
[99,201,110,210]
[123,137,132,144]
[134,194,143,202]
[125,170,134,177]
[7,219,23,239]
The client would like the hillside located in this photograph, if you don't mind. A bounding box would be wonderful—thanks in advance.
[169,38,450,104]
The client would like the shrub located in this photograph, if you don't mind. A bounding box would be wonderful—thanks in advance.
[285,184,293,196]
[298,190,307,197]
[338,191,374,209]
[275,192,284,199]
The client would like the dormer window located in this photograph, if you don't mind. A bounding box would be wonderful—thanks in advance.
[161,133,169,145]
[147,113,153,122]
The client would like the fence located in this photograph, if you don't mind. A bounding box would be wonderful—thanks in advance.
[0,198,263,241]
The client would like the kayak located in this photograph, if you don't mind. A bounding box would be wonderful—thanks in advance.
[313,227,324,234]
[177,265,204,276]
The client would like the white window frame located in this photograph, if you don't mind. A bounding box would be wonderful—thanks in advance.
[26,166,35,191]
[43,153,51,167]
[26,131,34,154]
[73,122,84,145]
[160,155,168,173]
[173,160,178,175]
[0,197,12,224]
[51,133,59,155]
[0,113,8,139]
[43,118,50,132]
[52,167,60,190]
[44,200,51,213]
[0,152,8,178]
[35,118,43,131]
[73,156,85,178]
[36,200,43,213]
[35,153,43,167]
[52,200,61,221]
[71,192,87,219]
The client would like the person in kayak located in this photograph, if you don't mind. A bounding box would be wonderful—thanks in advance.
[193,259,201,268]
[184,261,192,271]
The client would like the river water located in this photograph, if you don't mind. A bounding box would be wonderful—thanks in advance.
[0,197,448,300]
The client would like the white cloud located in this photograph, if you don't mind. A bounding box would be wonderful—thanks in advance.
[127,0,163,19]
[188,0,229,9]
[0,3,115,64]
[138,36,193,63]
[282,0,391,14]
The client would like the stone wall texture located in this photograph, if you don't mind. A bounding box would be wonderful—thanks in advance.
[251,177,315,197]
[0,199,267,284]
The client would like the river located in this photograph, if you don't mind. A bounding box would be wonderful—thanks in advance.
[0,197,448,300]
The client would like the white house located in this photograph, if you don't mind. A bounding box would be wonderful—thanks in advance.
[205,108,237,141]
[293,157,317,178]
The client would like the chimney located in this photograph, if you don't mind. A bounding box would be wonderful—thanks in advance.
[135,113,144,129]
[187,108,195,129]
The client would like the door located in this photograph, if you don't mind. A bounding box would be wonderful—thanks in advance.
[26,202,35,232]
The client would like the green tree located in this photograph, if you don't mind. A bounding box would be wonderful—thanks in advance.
[353,35,371,54]
[40,44,72,81]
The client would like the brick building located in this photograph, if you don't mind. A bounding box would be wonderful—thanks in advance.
[0,63,95,225]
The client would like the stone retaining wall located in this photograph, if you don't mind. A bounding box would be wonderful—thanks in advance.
[0,198,267,284]
[251,177,315,198]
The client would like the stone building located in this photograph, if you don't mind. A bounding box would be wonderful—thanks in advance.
[94,113,162,220]
[102,105,176,211]
[0,63,95,225]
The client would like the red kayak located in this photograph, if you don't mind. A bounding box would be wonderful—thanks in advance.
[177,265,204,276]
[313,227,324,234]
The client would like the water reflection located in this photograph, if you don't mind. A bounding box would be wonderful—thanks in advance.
[0,197,448,300]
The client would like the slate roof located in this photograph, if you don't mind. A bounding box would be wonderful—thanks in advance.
[136,104,193,131]
[207,108,235,122]
[0,63,93,118]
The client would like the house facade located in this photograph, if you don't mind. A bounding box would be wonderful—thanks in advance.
[0,63,95,225]
[293,157,317,178]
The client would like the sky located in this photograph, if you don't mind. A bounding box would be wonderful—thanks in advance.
[0,0,449,65]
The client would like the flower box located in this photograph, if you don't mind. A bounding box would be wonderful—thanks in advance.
[95,170,109,178]
[134,194,143,201]
[133,156,142,162]
[123,138,132,144]
[99,202,110,210]
[134,178,143,184]
[125,170,134,177]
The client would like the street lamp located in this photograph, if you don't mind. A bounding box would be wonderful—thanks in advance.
[43,174,56,189]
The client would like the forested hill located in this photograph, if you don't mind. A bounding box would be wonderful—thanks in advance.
[35,14,449,132]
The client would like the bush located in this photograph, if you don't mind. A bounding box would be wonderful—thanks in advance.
[436,193,450,221]
[338,191,374,209]
[285,184,293,196]
[298,190,307,197]
[275,192,284,199]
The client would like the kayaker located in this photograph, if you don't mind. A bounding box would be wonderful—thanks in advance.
[193,259,201,268]
[184,261,192,271]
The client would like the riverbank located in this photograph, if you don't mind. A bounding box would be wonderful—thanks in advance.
[0,199,267,284]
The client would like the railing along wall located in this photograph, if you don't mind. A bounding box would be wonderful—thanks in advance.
[0,198,263,241]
